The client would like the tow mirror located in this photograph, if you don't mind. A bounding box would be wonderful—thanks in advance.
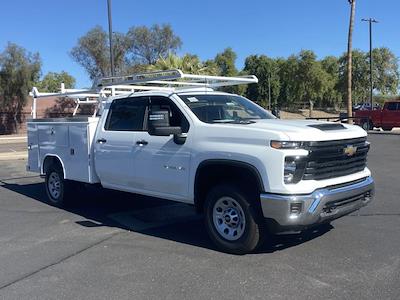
[148,110,182,136]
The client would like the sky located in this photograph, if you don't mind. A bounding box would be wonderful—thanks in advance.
[1,0,399,87]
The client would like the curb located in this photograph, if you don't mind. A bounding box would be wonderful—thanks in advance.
[0,151,28,161]
[0,136,27,145]
[0,136,26,140]
[368,130,400,136]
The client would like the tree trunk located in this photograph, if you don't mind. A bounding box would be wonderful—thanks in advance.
[346,0,356,124]
[309,100,314,118]
[13,112,19,134]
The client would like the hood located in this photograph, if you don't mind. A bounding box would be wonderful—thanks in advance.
[246,119,367,141]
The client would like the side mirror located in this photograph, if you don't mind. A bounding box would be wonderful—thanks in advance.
[148,110,182,136]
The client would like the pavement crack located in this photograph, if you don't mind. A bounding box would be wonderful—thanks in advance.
[0,230,122,291]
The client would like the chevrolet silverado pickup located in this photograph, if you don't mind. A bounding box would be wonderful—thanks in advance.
[26,70,374,254]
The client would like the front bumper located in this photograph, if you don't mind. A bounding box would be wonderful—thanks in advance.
[260,176,374,233]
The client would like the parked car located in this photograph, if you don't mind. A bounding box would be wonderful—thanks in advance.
[26,70,374,254]
[354,100,400,131]
[353,102,380,111]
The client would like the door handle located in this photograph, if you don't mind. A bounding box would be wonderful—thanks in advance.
[96,138,107,144]
[136,140,148,146]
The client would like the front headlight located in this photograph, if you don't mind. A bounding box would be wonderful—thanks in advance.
[271,141,303,149]
[284,156,306,184]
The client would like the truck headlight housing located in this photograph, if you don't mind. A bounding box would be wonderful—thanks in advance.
[271,141,303,149]
[284,156,306,184]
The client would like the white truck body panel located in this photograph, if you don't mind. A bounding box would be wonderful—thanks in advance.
[27,117,100,184]
[27,91,372,201]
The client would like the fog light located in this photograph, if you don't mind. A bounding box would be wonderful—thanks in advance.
[284,156,306,184]
[290,202,303,215]
[284,159,297,184]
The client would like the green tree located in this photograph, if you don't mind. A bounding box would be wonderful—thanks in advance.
[277,55,299,108]
[296,50,329,116]
[277,50,328,116]
[339,50,369,103]
[127,24,182,65]
[243,55,280,108]
[0,43,41,133]
[372,47,399,95]
[70,26,129,80]
[37,71,76,92]
[214,48,239,93]
[320,56,342,109]
[214,48,238,77]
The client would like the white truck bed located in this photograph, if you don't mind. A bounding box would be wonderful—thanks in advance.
[27,117,100,183]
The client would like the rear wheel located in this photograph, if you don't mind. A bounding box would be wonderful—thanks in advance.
[204,184,266,254]
[45,166,74,207]
[382,127,393,131]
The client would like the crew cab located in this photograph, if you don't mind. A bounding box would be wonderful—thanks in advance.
[26,70,375,254]
[354,100,400,131]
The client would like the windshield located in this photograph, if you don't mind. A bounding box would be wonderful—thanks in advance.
[178,94,275,124]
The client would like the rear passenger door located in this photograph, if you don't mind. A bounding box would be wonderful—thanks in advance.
[130,96,192,201]
[94,97,147,189]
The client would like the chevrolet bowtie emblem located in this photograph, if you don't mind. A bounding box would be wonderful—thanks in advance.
[344,145,357,156]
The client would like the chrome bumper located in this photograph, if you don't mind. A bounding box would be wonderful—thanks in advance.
[260,177,374,231]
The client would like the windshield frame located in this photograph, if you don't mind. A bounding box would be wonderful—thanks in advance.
[177,92,276,125]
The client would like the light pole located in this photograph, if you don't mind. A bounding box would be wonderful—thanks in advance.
[107,0,115,76]
[361,18,378,108]
[268,73,271,111]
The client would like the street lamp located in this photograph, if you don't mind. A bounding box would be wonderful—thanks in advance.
[361,18,378,108]
[107,0,115,76]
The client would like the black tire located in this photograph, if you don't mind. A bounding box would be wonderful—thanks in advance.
[45,165,74,207]
[382,127,392,131]
[204,184,266,254]
[360,120,371,131]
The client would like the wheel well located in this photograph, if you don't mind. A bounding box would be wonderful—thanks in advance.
[194,161,264,213]
[43,156,63,176]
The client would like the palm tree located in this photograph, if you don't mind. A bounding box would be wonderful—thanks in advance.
[148,53,218,75]
[347,0,356,124]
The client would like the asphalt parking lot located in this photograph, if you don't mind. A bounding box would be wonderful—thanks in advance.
[0,134,399,299]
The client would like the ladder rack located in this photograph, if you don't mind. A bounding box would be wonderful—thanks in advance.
[29,69,258,119]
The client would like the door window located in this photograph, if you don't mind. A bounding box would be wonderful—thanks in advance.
[148,96,190,133]
[105,97,148,131]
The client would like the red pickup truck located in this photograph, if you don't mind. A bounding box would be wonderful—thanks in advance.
[354,101,400,131]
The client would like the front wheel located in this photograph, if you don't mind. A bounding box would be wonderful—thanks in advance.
[360,120,372,131]
[204,184,266,254]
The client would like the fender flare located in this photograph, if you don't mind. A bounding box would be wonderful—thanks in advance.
[42,154,67,179]
[193,159,265,210]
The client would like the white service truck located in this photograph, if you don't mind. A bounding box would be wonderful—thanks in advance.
[27,70,374,254]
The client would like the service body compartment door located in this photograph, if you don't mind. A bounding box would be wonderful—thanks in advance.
[27,123,40,172]
[68,124,90,182]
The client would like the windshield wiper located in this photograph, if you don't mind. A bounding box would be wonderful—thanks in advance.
[212,119,255,124]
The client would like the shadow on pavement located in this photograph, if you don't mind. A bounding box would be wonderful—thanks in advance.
[0,180,332,254]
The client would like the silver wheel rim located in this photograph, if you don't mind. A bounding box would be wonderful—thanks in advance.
[212,197,246,241]
[48,172,61,200]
